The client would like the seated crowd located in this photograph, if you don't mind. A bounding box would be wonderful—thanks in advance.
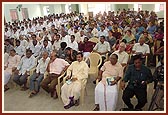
[4,8,164,111]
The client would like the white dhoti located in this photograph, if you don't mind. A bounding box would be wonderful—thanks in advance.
[95,81,118,111]
[4,70,12,85]
[61,80,82,106]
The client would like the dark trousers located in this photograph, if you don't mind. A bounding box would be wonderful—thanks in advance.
[122,87,147,109]
[41,73,60,93]
[98,56,106,70]
[13,74,28,86]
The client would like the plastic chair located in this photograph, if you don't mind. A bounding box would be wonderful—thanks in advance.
[86,52,102,79]
[88,37,99,44]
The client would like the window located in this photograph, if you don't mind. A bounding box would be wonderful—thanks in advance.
[159,4,164,11]
[65,4,71,13]
[43,6,50,16]
[155,4,164,12]
[10,9,19,22]
[21,8,29,19]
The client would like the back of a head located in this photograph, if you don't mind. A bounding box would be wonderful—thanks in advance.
[60,42,67,49]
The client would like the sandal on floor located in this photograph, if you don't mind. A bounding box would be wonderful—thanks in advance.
[20,87,29,91]
[29,92,37,98]
[4,87,10,92]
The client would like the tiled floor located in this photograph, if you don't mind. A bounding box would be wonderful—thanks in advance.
[4,75,159,112]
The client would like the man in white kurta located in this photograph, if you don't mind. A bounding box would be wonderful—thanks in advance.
[61,52,89,109]
[4,49,20,91]
[94,54,123,111]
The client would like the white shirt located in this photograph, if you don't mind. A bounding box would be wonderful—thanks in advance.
[132,43,150,55]
[93,41,111,56]
[52,40,61,51]
[36,57,50,74]
[40,44,52,56]
[14,45,26,57]
[36,24,44,31]
[112,50,129,64]
[11,31,19,39]
[68,29,74,35]
[27,44,42,57]
[19,30,27,36]
[92,28,99,37]
[98,30,108,38]
[17,55,36,75]
[67,41,78,51]
[74,32,81,43]
[61,35,71,45]
[20,39,28,48]
[27,27,35,33]
[5,31,11,38]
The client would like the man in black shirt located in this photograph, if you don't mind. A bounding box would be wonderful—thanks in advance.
[120,54,153,110]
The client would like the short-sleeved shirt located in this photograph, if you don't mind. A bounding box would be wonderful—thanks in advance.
[132,43,150,55]
[123,64,153,89]
[49,58,70,74]
[101,61,123,84]
[93,41,111,57]
[112,50,129,65]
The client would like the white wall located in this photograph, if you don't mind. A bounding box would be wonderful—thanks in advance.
[79,4,88,15]
[141,4,164,18]
[128,4,134,10]
[4,3,164,22]
[71,4,78,12]
[114,4,129,11]
[156,11,164,18]
[142,4,155,12]
[4,4,41,22]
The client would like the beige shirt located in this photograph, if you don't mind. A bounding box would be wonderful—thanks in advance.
[92,28,98,37]
[101,61,123,84]
[5,55,21,74]
[49,58,69,74]
[112,50,129,64]
[67,61,89,80]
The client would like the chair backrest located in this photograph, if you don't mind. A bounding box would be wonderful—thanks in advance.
[4,52,9,65]
[88,52,102,68]
[88,37,99,44]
